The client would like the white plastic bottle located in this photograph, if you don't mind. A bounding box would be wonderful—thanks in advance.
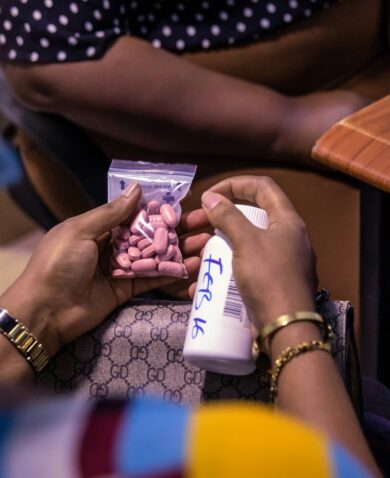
[183,205,268,375]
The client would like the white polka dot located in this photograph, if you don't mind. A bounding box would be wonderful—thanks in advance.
[226,0,235,5]
[177,3,185,11]
[47,23,57,33]
[113,18,120,26]
[95,31,105,38]
[186,25,196,36]
[202,2,209,9]
[44,0,53,7]
[243,8,253,17]
[119,5,126,14]
[3,20,12,30]
[228,37,235,44]
[176,39,185,50]
[30,52,39,62]
[59,15,68,25]
[10,6,19,17]
[266,3,277,13]
[70,3,79,14]
[195,13,204,21]
[148,13,155,21]
[32,10,42,21]
[24,23,31,33]
[152,39,161,48]
[74,32,80,38]
[289,0,298,8]
[140,26,148,34]
[0,34,6,45]
[171,13,179,22]
[16,36,24,46]
[260,18,270,28]
[85,21,93,31]
[20,0,28,4]
[130,1,138,9]
[94,10,102,20]
[283,13,293,22]
[40,37,49,47]
[219,11,229,21]
[103,0,110,9]
[67,36,78,45]
[162,26,172,37]
[236,22,246,33]
[8,49,17,60]
[114,27,121,34]
[57,51,67,61]
[304,8,312,16]
[211,25,220,36]
[201,38,210,49]
[86,46,96,57]
[251,0,259,3]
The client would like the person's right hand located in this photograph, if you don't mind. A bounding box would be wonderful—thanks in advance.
[194,176,318,333]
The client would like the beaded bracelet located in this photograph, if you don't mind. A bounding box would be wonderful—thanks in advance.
[0,308,49,374]
[269,338,332,403]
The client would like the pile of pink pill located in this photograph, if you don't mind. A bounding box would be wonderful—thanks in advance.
[111,200,187,279]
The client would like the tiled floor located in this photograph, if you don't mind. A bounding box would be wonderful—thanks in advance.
[0,229,44,295]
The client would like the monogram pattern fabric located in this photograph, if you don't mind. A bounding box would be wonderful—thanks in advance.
[36,298,352,405]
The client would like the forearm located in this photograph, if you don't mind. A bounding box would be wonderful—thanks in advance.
[5,37,290,160]
[269,322,379,476]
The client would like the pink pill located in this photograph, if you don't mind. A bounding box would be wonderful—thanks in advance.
[141,222,156,237]
[112,269,135,278]
[138,237,153,250]
[132,258,157,273]
[141,244,156,258]
[149,214,162,222]
[129,234,142,246]
[115,252,132,269]
[147,200,161,214]
[157,244,175,262]
[154,227,168,254]
[148,215,167,230]
[128,247,141,261]
[130,209,149,234]
[160,204,179,228]
[168,231,178,244]
[158,261,187,278]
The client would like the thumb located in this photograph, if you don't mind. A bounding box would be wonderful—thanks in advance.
[201,191,254,249]
[75,181,142,239]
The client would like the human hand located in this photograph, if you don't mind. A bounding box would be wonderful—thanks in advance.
[192,176,317,332]
[0,182,208,361]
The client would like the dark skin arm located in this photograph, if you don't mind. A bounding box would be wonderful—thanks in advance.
[196,176,380,477]
[4,37,366,164]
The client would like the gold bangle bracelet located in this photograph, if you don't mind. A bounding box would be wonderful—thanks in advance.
[0,308,49,374]
[253,311,324,356]
[269,339,332,403]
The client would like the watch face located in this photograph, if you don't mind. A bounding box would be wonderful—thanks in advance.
[0,309,16,333]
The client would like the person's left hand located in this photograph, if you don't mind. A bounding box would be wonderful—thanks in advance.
[0,182,209,358]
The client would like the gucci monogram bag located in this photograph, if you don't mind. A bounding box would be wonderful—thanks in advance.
[36,291,362,412]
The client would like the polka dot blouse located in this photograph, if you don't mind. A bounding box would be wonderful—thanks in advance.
[0,1,339,63]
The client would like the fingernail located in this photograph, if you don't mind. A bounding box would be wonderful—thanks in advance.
[202,191,221,210]
[122,181,138,198]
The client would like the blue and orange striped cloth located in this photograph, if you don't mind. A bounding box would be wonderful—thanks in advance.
[0,395,370,477]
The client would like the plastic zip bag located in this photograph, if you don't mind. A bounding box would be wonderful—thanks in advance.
[108,160,197,279]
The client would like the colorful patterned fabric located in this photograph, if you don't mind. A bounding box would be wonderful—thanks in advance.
[0,395,370,478]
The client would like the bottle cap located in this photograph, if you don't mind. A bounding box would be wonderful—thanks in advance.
[235,204,268,229]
